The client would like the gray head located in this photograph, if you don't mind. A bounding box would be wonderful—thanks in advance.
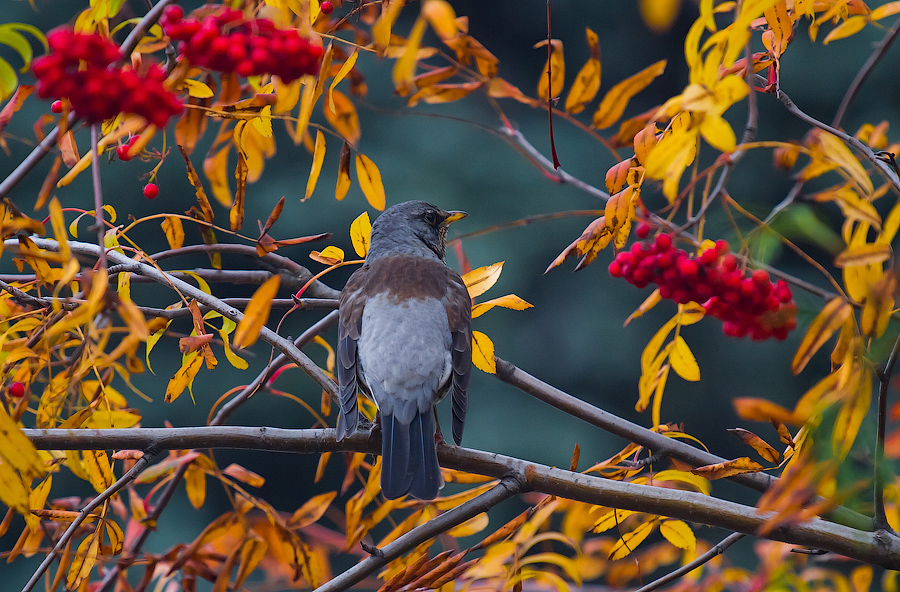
[366,201,467,263]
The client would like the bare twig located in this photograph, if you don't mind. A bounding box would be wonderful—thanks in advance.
[22,426,900,569]
[20,450,159,592]
[312,476,526,592]
[833,15,900,129]
[633,532,746,592]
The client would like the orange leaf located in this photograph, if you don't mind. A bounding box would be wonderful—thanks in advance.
[691,457,764,480]
[288,491,337,529]
[223,463,265,488]
[609,519,655,560]
[733,397,798,425]
[791,297,852,374]
[233,275,281,349]
[336,141,352,201]
[306,130,327,200]
[534,39,565,101]
[161,216,185,249]
[471,294,533,318]
[727,428,780,463]
[565,28,601,114]
[310,246,345,266]
[593,60,666,129]
[393,17,427,96]
[323,89,360,145]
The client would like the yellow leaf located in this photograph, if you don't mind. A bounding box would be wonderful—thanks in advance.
[233,275,281,349]
[305,130,327,200]
[609,519,655,560]
[323,89,360,145]
[82,410,141,430]
[791,297,853,374]
[763,0,791,57]
[234,535,268,589]
[592,508,637,533]
[535,39,564,101]
[817,131,874,196]
[593,60,666,129]
[471,294,533,318]
[165,350,204,403]
[117,295,149,340]
[0,461,30,513]
[310,245,345,265]
[66,532,99,589]
[336,141,351,201]
[700,114,737,152]
[350,211,372,257]
[833,369,871,459]
[393,17,426,96]
[204,145,232,208]
[861,270,896,338]
[565,29,601,114]
[355,154,386,211]
[653,469,711,495]
[659,519,696,551]
[288,491,337,528]
[871,1,900,20]
[48,197,71,261]
[219,326,249,370]
[463,262,503,298]
[329,50,359,111]
[447,512,489,537]
[472,330,496,374]
[624,288,661,327]
[640,0,681,33]
[834,243,891,268]
[372,0,405,53]
[669,336,700,381]
[183,78,214,98]
[0,404,45,480]
[824,15,867,44]
[161,216,184,250]
[82,450,113,493]
[641,317,677,374]
[422,0,458,40]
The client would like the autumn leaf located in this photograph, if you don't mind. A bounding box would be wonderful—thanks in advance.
[350,211,372,257]
[233,275,281,349]
[306,130,327,200]
[565,28,601,114]
[310,246,345,266]
[728,428,780,463]
[463,262,503,298]
[534,39,564,101]
[659,519,696,551]
[471,294,533,318]
[791,297,852,374]
[472,330,496,373]
[324,89,361,145]
[691,457,764,480]
[593,60,666,129]
[669,336,700,381]
[609,519,655,560]
[355,154,386,211]
[336,141,352,201]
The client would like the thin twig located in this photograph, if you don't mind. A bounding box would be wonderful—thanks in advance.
[312,476,526,592]
[874,331,900,531]
[90,124,107,269]
[833,15,900,129]
[20,450,159,592]
[633,532,746,592]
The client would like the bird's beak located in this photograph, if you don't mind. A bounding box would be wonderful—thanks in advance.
[444,211,467,224]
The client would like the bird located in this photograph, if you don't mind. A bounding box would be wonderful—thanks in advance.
[335,200,472,500]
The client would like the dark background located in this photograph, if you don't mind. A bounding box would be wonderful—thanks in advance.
[2,0,899,588]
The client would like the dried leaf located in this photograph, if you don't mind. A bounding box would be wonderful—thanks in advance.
[728,428,780,462]
[691,457,764,480]
[233,275,281,349]
[534,39,564,101]
[593,60,666,129]
[565,28,601,114]
[791,297,853,374]
[306,130,327,200]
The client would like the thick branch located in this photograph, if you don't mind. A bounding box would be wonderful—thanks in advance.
[22,426,900,569]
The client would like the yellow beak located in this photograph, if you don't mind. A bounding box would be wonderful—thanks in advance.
[444,211,467,224]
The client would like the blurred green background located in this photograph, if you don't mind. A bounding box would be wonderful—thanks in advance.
[3,0,899,587]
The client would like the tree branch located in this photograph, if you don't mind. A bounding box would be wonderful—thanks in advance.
[22,426,900,569]
[634,532,746,592]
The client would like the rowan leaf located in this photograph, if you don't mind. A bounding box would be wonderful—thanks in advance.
[324,89,360,145]
[233,275,281,349]
[288,491,337,529]
[310,246,345,265]
[791,297,853,374]
[728,428,780,462]
[834,243,891,268]
[0,405,44,480]
[593,60,666,129]
[306,130,327,200]
[861,270,896,338]
[823,15,867,44]
[330,50,359,110]
[393,17,426,96]
[463,262,503,298]
[336,141,352,201]
[669,336,700,381]
[535,39,564,101]
[161,216,185,249]
[472,330,496,373]
[659,519,696,551]
[355,154,386,211]
[691,457,764,480]
[471,294,533,318]
[565,28,601,114]
[66,531,99,589]
[609,519,655,560]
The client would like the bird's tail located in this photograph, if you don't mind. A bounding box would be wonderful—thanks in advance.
[380,410,442,500]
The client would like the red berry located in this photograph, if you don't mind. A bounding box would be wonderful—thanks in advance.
[143,183,159,199]
[163,5,184,24]
[655,233,672,250]
[715,239,730,254]
[720,254,737,272]
[320,1,334,14]
[608,261,622,277]
[635,222,651,239]
[116,144,133,161]
[752,269,770,285]
[51,100,63,113]
[7,382,25,398]
[677,258,699,277]
[698,248,718,266]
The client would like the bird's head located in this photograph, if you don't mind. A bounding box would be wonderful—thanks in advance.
[368,200,467,262]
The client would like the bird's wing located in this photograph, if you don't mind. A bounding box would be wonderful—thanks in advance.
[444,269,472,446]
[336,267,367,440]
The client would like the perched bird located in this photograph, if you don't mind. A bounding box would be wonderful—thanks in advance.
[336,201,472,500]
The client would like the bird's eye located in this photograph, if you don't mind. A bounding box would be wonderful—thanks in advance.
[423,210,438,226]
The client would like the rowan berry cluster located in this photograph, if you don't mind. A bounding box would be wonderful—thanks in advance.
[32,30,182,127]
[161,6,323,82]
[609,226,797,340]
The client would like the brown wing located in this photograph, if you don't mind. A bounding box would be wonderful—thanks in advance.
[335,266,367,440]
[443,269,472,446]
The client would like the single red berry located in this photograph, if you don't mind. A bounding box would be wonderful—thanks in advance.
[677,258,699,277]
[51,100,63,113]
[698,248,719,266]
[720,254,737,272]
[608,260,623,278]
[7,382,25,398]
[635,222,651,239]
[143,183,159,199]
[715,239,730,254]
[655,233,672,250]
[163,5,184,24]
[752,269,770,285]
[116,144,133,161]
[320,1,334,14]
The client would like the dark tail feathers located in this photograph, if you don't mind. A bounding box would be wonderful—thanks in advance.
[380,410,442,500]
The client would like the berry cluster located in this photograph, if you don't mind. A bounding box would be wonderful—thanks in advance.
[609,227,797,340]
[161,6,323,82]
[32,30,182,127]
[116,134,141,161]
